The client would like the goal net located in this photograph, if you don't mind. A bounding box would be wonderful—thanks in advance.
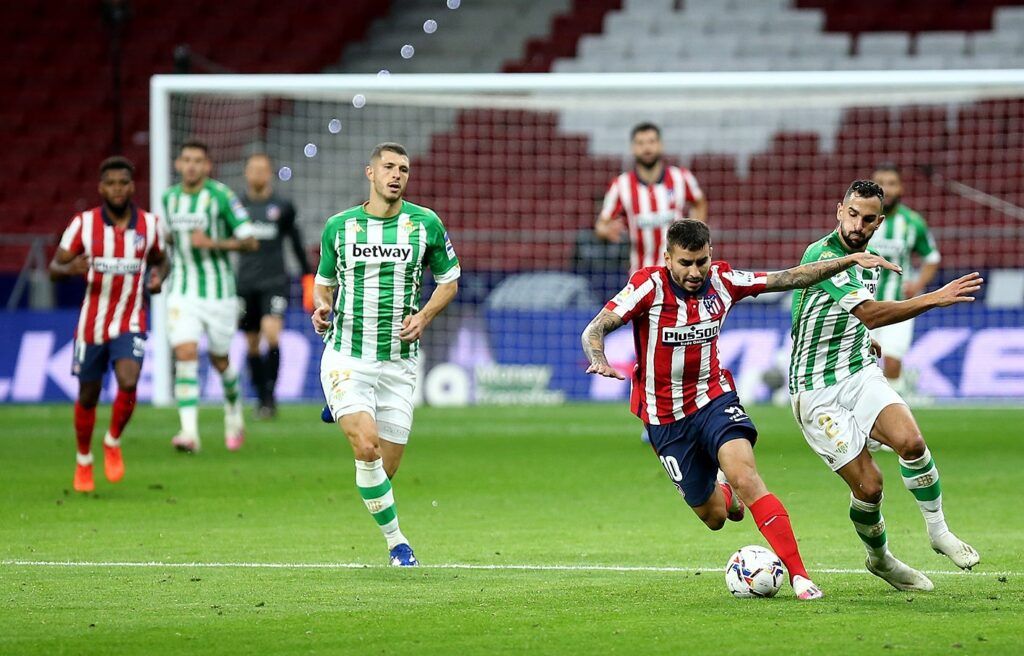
[149,71,1024,407]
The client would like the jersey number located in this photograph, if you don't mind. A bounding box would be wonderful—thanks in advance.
[660,455,683,482]
[817,414,840,439]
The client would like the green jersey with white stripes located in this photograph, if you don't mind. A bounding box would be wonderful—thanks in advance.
[869,203,939,301]
[316,200,461,361]
[163,179,253,299]
[789,231,880,393]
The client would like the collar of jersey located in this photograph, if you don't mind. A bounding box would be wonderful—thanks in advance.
[360,200,406,220]
[632,166,666,186]
[101,203,138,230]
[663,267,711,299]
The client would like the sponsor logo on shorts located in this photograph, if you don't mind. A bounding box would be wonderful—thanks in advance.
[724,405,749,422]
[348,243,413,263]
[132,335,146,358]
[661,320,720,346]
[91,257,143,275]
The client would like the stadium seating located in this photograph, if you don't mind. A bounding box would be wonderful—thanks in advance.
[0,0,388,272]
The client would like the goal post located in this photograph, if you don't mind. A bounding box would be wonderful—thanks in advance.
[149,70,1024,407]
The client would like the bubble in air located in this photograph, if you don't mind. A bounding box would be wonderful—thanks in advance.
[377,69,391,78]
[423,19,437,34]
[447,0,460,8]
[278,167,292,181]
[352,94,366,108]
[400,44,415,59]
[327,118,341,134]
[304,143,318,158]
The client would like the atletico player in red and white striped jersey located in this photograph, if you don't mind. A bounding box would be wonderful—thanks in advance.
[595,122,707,272]
[582,220,900,600]
[50,156,169,493]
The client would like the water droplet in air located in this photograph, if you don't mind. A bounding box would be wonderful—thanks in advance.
[327,118,341,134]
[352,94,366,108]
[423,19,438,34]
[303,143,317,158]
[278,167,292,181]
[400,44,415,59]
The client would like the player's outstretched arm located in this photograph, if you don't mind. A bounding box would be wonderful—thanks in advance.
[764,252,902,292]
[146,250,170,294]
[399,281,458,343]
[852,272,983,329]
[311,283,337,335]
[582,309,625,380]
[189,229,259,252]
[49,248,90,281]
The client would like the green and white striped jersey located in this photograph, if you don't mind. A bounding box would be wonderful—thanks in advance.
[316,200,461,361]
[789,231,880,393]
[163,179,253,299]
[869,203,939,301]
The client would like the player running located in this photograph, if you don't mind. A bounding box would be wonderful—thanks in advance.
[789,180,981,592]
[595,122,707,272]
[50,156,168,492]
[583,219,900,600]
[312,143,460,567]
[237,153,313,419]
[869,163,941,398]
[162,139,257,453]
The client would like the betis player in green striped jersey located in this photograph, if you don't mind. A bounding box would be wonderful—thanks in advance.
[789,180,982,591]
[311,143,460,567]
[870,163,941,394]
[162,139,258,455]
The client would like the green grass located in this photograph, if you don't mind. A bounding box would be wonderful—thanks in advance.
[1,403,1021,655]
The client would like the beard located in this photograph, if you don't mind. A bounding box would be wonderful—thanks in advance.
[635,154,661,169]
[841,225,869,249]
[106,200,130,215]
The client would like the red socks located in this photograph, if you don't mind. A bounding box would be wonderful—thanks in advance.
[719,482,734,509]
[749,493,809,581]
[74,402,96,455]
[109,389,137,440]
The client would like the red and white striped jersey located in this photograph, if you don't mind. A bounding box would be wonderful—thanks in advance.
[600,166,704,272]
[605,262,767,425]
[59,206,164,344]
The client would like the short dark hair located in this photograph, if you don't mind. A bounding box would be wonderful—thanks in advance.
[99,156,134,179]
[873,161,901,177]
[180,138,209,155]
[370,142,408,161]
[666,219,710,251]
[844,179,885,205]
[630,122,661,140]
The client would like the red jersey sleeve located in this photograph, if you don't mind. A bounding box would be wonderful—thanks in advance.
[599,176,623,220]
[714,261,767,302]
[58,214,85,255]
[604,269,656,323]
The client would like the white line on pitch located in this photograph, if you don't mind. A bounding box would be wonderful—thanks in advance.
[0,560,1016,577]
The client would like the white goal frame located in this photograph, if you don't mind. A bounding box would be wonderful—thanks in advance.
[149,69,1024,406]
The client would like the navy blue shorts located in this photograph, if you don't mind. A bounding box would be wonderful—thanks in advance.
[71,333,146,382]
[646,392,758,508]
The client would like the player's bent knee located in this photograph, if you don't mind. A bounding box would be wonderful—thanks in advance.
[897,434,926,461]
[855,480,884,503]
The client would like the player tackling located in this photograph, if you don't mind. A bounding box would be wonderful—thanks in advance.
[312,143,460,566]
[789,180,981,591]
[50,157,168,491]
[162,140,257,453]
[583,219,901,600]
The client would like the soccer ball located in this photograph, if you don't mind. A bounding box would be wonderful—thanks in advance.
[725,545,786,598]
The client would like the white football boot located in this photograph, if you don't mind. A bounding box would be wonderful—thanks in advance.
[866,554,934,592]
[931,531,980,570]
[792,575,824,600]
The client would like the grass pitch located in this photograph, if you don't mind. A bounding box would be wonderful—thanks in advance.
[1,402,1021,655]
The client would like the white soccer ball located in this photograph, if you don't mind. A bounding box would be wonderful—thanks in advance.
[725,545,786,598]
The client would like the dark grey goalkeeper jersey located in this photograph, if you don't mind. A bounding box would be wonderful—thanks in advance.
[237,192,312,293]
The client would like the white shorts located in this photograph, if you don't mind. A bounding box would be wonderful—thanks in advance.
[790,365,906,472]
[167,295,239,356]
[320,349,417,445]
[872,319,914,361]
